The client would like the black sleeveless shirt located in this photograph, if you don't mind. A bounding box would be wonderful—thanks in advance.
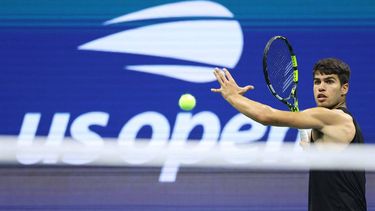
[308,107,367,211]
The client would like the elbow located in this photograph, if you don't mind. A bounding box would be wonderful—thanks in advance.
[251,106,275,125]
[257,114,273,125]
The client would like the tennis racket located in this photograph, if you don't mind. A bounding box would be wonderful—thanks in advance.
[262,35,309,142]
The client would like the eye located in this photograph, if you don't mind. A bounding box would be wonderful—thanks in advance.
[314,80,320,85]
[326,79,334,84]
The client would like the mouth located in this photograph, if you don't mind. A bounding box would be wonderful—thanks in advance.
[317,94,327,102]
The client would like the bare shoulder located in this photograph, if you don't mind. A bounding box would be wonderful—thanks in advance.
[307,108,355,144]
[332,108,353,121]
[302,107,352,125]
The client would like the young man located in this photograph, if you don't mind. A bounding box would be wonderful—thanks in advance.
[211,58,366,211]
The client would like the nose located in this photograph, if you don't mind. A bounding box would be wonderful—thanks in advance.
[317,83,326,92]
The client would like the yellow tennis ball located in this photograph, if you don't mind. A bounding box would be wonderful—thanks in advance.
[178,93,196,111]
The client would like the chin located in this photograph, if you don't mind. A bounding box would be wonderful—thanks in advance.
[316,102,333,109]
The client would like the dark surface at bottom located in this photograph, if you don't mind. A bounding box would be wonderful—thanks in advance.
[0,167,374,211]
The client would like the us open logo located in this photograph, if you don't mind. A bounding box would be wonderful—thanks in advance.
[78,0,244,83]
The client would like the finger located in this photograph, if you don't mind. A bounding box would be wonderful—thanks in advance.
[244,85,255,91]
[213,68,224,85]
[223,68,235,82]
[210,88,222,93]
[216,68,228,83]
[239,85,255,94]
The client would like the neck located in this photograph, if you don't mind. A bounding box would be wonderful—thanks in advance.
[333,101,346,109]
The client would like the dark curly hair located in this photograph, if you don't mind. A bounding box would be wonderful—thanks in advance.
[313,58,350,85]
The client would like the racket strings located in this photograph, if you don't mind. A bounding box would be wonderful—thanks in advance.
[266,39,294,99]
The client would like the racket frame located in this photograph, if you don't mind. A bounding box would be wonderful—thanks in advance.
[262,35,299,112]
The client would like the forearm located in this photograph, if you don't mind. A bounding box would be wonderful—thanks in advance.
[225,94,273,125]
[225,94,327,131]
[212,68,328,130]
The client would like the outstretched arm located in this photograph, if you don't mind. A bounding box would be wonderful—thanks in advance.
[211,68,301,127]
[211,68,346,130]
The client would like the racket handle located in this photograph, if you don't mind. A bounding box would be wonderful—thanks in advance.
[298,129,310,143]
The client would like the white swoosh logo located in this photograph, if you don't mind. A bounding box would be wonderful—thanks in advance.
[126,65,215,83]
[104,0,234,25]
[79,20,242,67]
[78,1,244,83]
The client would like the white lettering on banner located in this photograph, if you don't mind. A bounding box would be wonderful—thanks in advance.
[17,113,70,165]
[42,113,70,164]
[221,113,266,144]
[218,114,267,165]
[17,111,297,182]
[63,112,109,165]
[160,112,220,182]
[118,112,169,165]
[17,113,41,165]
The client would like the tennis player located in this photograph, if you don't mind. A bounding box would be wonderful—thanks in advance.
[211,58,366,211]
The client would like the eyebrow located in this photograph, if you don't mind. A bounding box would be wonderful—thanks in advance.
[314,76,337,81]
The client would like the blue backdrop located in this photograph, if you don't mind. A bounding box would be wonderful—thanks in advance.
[1,1,375,210]
[1,0,375,143]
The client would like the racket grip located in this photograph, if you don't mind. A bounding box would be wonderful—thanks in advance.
[298,129,310,143]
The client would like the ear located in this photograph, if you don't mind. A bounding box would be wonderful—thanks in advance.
[341,83,349,96]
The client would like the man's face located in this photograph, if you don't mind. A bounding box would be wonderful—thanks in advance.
[313,72,348,108]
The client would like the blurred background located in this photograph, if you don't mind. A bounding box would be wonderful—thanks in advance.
[1,0,375,210]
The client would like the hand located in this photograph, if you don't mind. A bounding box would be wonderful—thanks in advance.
[211,68,254,100]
